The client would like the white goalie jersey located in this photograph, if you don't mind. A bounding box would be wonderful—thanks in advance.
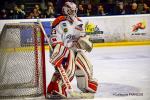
[50,16,86,51]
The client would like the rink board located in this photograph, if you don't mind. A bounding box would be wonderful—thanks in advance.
[93,40,150,48]
[44,40,150,50]
[1,40,150,52]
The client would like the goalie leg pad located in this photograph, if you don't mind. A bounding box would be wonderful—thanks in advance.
[65,50,76,81]
[75,51,93,78]
[75,69,98,93]
[47,50,76,98]
[75,52,98,93]
[50,44,69,67]
[87,79,98,93]
[47,72,67,98]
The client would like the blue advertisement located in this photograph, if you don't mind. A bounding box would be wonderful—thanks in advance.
[20,28,33,46]
[20,21,52,46]
[41,21,52,38]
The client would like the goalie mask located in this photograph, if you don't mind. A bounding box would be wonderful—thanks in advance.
[62,2,78,20]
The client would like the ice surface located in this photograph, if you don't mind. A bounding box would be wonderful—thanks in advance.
[46,45,150,100]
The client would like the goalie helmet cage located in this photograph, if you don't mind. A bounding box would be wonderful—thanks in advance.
[0,23,46,99]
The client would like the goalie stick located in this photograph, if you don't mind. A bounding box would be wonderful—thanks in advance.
[38,19,53,51]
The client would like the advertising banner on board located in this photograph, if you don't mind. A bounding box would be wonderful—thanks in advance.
[81,15,150,43]
[0,14,150,44]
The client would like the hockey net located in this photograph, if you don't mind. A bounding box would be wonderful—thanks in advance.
[0,23,46,99]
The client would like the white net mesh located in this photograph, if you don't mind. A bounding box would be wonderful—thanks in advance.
[0,23,46,99]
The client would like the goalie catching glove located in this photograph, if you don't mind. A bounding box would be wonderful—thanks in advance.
[78,35,93,52]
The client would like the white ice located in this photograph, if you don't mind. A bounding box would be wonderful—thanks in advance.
[46,45,150,100]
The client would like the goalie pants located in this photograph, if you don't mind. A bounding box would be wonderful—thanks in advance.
[47,44,98,97]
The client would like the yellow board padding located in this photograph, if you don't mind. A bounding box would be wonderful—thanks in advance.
[45,41,150,50]
[0,46,41,53]
[1,41,150,52]
[93,41,150,48]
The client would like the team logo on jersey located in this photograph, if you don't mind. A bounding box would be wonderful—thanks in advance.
[66,34,75,40]
[62,23,67,27]
[64,28,68,33]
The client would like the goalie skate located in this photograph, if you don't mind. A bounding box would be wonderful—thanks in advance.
[46,91,94,99]
[69,91,95,99]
